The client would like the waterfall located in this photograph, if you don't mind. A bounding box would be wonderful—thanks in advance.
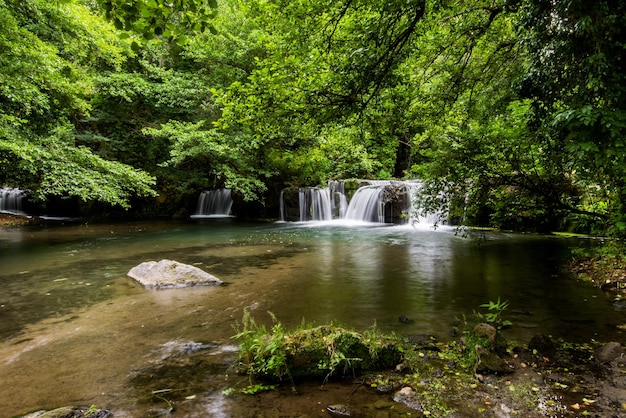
[299,188,332,221]
[279,180,446,226]
[280,187,332,222]
[279,190,285,222]
[0,188,28,216]
[404,181,444,226]
[191,189,234,218]
[344,186,385,223]
[328,180,348,219]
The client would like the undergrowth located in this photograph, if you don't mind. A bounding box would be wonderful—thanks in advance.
[229,309,404,393]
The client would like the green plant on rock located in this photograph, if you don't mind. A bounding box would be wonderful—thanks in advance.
[232,309,292,384]
[315,329,365,383]
[479,297,512,329]
[230,311,404,392]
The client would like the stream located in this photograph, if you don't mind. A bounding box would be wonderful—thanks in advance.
[0,219,624,416]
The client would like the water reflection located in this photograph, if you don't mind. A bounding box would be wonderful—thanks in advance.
[0,220,624,416]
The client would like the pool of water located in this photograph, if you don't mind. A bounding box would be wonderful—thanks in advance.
[0,219,623,416]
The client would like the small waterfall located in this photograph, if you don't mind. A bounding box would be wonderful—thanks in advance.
[328,181,348,219]
[405,182,444,226]
[299,188,332,221]
[344,186,385,223]
[279,180,446,226]
[280,187,332,222]
[279,190,286,222]
[0,188,28,216]
[191,189,234,218]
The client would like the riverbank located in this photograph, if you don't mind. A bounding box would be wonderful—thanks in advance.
[217,312,626,418]
[23,326,626,417]
[0,213,36,226]
[569,240,626,299]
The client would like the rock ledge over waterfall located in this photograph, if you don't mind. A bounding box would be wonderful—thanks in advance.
[128,259,223,289]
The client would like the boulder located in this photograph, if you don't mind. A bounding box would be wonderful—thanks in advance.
[473,323,497,344]
[528,333,556,357]
[596,342,624,363]
[392,386,423,411]
[127,259,223,289]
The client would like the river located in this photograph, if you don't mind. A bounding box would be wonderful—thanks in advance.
[0,219,623,416]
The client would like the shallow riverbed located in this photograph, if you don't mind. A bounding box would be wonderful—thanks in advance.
[0,219,624,416]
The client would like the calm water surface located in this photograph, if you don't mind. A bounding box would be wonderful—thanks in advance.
[0,219,624,416]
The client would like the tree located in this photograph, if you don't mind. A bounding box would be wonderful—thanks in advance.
[0,0,156,209]
[402,0,625,233]
[519,0,626,235]
[99,0,218,49]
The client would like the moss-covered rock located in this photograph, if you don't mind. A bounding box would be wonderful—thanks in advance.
[233,313,403,383]
[283,326,402,379]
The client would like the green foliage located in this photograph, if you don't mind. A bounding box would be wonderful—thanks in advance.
[211,0,422,185]
[519,0,626,237]
[147,121,270,200]
[100,0,218,49]
[231,311,402,387]
[0,122,156,207]
[2,0,625,229]
[222,383,278,396]
[0,0,93,119]
[232,310,291,382]
[570,240,626,293]
[479,297,512,329]
[0,0,157,208]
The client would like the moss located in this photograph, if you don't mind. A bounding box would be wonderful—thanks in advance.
[233,313,402,384]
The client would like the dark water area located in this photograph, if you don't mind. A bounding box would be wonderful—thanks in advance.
[0,219,624,416]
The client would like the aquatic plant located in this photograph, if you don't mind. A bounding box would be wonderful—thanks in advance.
[232,309,292,384]
[479,297,512,329]
[230,310,402,389]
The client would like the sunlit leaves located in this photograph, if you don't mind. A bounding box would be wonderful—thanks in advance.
[0,0,159,207]
[100,0,218,48]
[0,2,92,117]
[145,121,270,201]
[0,123,156,208]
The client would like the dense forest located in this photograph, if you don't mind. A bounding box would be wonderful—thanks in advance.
[1,0,625,235]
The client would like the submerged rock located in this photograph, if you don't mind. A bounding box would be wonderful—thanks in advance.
[127,259,223,289]
[326,404,353,417]
[392,386,423,411]
[21,406,112,418]
[596,342,624,363]
[528,333,556,357]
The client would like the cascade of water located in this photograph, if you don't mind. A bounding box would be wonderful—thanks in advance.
[311,188,332,221]
[279,179,447,225]
[344,186,385,223]
[297,188,332,221]
[192,189,234,218]
[328,180,348,218]
[279,190,285,221]
[0,188,27,216]
[298,189,307,221]
[404,181,445,226]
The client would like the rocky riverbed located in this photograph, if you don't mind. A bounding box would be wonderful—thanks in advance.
[20,330,626,417]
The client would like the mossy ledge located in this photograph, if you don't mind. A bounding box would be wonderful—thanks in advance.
[228,310,626,417]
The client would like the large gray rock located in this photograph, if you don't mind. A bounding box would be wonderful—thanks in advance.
[128,259,223,289]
